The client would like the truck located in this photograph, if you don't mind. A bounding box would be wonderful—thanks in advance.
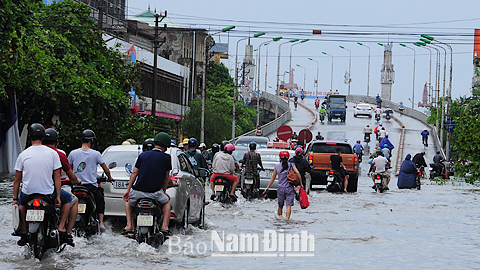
[326,94,347,122]
[305,141,359,192]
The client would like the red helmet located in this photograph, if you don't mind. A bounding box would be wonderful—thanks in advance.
[377,105,380,108]
[279,151,290,159]
[357,140,360,143]
[224,143,235,152]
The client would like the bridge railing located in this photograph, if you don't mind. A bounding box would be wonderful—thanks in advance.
[346,94,444,157]
[231,92,291,141]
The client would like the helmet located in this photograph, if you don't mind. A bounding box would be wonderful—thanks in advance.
[376,150,383,155]
[377,105,380,108]
[295,147,303,155]
[182,138,189,144]
[220,140,230,151]
[224,143,235,152]
[279,151,290,159]
[211,143,220,154]
[188,138,198,147]
[154,132,171,147]
[171,140,177,147]
[424,128,428,131]
[384,144,388,148]
[199,143,206,148]
[356,140,360,143]
[366,125,370,127]
[249,141,257,150]
[44,128,59,142]
[379,122,383,126]
[142,139,155,152]
[178,143,184,149]
[81,129,96,140]
[29,123,45,138]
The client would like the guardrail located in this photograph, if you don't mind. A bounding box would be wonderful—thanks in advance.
[231,92,291,141]
[346,95,444,158]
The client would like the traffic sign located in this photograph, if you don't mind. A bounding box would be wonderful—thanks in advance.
[444,118,455,131]
[298,129,313,144]
[277,125,293,141]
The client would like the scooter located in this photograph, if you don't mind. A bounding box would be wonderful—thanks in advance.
[399,108,404,115]
[134,198,166,248]
[429,163,446,180]
[375,113,381,122]
[315,101,319,110]
[71,184,99,238]
[213,176,235,204]
[355,151,363,163]
[373,173,387,193]
[385,112,391,120]
[25,195,67,259]
[319,113,325,123]
[415,168,422,190]
[294,100,298,110]
[242,172,259,200]
[326,170,347,193]
[364,133,371,143]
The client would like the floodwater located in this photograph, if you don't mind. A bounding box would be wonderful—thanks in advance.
[1,172,480,269]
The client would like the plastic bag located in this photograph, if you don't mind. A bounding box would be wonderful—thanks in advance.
[299,187,309,209]
[12,204,20,232]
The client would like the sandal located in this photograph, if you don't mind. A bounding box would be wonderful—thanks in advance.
[59,231,75,247]
[160,229,173,236]
[121,228,134,236]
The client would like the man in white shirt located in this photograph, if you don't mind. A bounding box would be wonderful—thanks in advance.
[371,150,391,190]
[13,123,74,246]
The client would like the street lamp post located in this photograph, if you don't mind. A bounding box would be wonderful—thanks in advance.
[322,52,334,91]
[259,37,282,125]
[414,42,433,104]
[400,43,416,108]
[232,32,265,139]
[275,39,299,118]
[357,42,371,97]
[308,57,319,97]
[296,64,306,96]
[255,42,269,127]
[418,41,441,132]
[339,46,351,95]
[288,39,309,108]
[202,25,235,143]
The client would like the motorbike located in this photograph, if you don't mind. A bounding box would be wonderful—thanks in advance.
[213,176,235,204]
[355,151,363,163]
[133,198,167,248]
[71,184,99,237]
[242,171,259,200]
[385,112,391,120]
[423,137,429,148]
[375,113,381,122]
[399,108,404,115]
[429,163,446,180]
[301,94,305,101]
[315,101,319,110]
[25,195,67,259]
[294,100,298,110]
[364,133,371,143]
[319,113,325,123]
[416,168,422,190]
[326,170,346,193]
[373,172,387,193]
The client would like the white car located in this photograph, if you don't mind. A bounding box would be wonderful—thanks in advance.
[98,145,206,229]
[354,103,373,118]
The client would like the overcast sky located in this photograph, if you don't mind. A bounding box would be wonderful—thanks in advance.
[128,0,478,109]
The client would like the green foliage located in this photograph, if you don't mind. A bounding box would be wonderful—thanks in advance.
[0,0,149,153]
[182,63,256,146]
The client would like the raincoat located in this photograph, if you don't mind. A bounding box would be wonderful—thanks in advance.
[397,154,418,189]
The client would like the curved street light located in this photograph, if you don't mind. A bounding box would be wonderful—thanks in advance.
[275,39,299,118]
[296,64,306,95]
[357,42,371,97]
[399,43,416,109]
[287,39,309,107]
[322,52,334,91]
[339,45,351,95]
[308,57,319,98]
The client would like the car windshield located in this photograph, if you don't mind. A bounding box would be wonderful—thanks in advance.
[330,103,346,110]
[102,149,140,169]
[310,143,353,154]
[236,140,268,148]
[358,105,370,109]
[232,149,249,161]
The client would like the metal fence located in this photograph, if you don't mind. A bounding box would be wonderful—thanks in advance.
[346,95,444,157]
[231,92,291,141]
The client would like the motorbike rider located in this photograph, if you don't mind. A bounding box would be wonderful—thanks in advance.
[291,132,299,140]
[294,95,298,109]
[68,129,113,232]
[398,101,405,113]
[375,105,382,120]
[421,128,429,146]
[315,132,324,140]
[330,148,348,192]
[376,94,382,107]
[318,106,327,120]
[13,123,74,246]
[334,90,339,94]
[206,143,220,165]
[413,151,428,177]
[353,140,364,158]
[43,128,81,242]
[199,143,208,159]
[378,127,387,141]
[371,149,391,190]
[380,133,394,153]
[122,132,173,236]
[433,151,445,176]
[397,154,419,189]
[382,144,391,162]
[289,147,312,188]
[210,143,239,201]
[255,125,263,136]
[363,125,372,141]
[184,138,208,173]
[241,142,265,190]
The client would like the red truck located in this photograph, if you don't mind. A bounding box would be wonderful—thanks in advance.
[306,141,359,192]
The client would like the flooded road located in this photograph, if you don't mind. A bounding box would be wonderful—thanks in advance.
[1,100,479,269]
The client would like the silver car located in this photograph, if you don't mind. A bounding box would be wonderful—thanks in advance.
[256,148,295,192]
[99,145,205,229]
[234,136,269,148]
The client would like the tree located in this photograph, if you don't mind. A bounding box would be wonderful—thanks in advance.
[0,0,152,153]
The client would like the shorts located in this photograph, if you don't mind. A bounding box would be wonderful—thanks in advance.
[19,189,72,207]
[210,173,239,183]
[375,171,390,178]
[277,187,295,207]
[128,189,169,207]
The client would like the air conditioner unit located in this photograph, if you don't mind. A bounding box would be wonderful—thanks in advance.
[137,100,145,112]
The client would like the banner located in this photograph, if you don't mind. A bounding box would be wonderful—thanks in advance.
[0,90,22,173]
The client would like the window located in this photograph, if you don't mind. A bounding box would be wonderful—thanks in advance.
[179,153,194,174]
[311,144,352,154]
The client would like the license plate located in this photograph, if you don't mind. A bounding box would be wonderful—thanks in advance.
[265,170,273,178]
[26,210,44,222]
[114,181,129,189]
[327,176,334,182]
[215,185,224,191]
[375,179,381,184]
[137,215,153,226]
[245,179,254,185]
[78,204,86,214]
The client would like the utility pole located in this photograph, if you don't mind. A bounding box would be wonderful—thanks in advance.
[151,12,167,131]
[98,0,104,30]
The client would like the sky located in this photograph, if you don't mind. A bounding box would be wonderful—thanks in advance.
[127,0,478,109]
